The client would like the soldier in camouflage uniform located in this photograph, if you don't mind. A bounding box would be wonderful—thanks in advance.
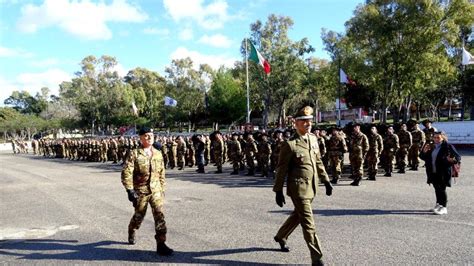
[176,136,187,170]
[366,126,383,181]
[186,136,195,167]
[228,132,242,175]
[212,131,225,174]
[396,123,412,174]
[204,136,211,166]
[258,133,272,177]
[409,123,425,171]
[109,137,119,163]
[168,138,177,169]
[328,128,348,184]
[161,137,169,168]
[348,124,369,186]
[100,139,109,163]
[382,126,399,177]
[271,130,284,174]
[121,127,173,256]
[422,119,437,148]
[245,133,258,176]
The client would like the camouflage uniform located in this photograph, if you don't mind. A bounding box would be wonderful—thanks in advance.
[187,138,195,167]
[228,135,242,174]
[382,129,399,176]
[168,140,177,169]
[366,130,383,180]
[396,126,412,173]
[121,145,168,249]
[327,131,347,184]
[409,126,425,170]
[348,129,369,185]
[212,135,225,173]
[245,135,258,176]
[257,136,272,177]
[176,137,187,170]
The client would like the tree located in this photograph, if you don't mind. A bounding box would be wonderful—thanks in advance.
[208,69,246,124]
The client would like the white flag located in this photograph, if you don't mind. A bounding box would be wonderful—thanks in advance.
[462,47,474,65]
[339,68,356,85]
[164,96,177,107]
[131,102,138,116]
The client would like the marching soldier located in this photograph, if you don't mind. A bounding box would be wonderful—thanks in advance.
[176,136,187,170]
[244,133,258,176]
[327,127,347,184]
[273,106,332,266]
[168,138,177,169]
[366,126,383,181]
[121,127,173,256]
[212,131,225,174]
[348,123,369,186]
[422,119,437,147]
[409,123,425,171]
[187,137,195,167]
[228,132,242,175]
[396,123,412,173]
[257,133,272,177]
[271,130,284,174]
[382,126,399,177]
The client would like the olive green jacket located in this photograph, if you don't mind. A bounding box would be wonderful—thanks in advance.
[121,147,166,194]
[273,133,330,199]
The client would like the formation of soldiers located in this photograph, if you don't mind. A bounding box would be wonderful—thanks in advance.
[20,118,437,185]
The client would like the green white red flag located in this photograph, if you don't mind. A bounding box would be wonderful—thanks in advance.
[249,41,271,74]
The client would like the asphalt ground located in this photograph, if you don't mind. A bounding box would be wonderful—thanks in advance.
[1,149,473,265]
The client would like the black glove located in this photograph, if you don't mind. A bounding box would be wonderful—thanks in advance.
[127,189,138,207]
[324,182,333,196]
[275,191,286,207]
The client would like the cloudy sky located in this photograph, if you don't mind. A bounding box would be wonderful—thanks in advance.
[0,0,362,104]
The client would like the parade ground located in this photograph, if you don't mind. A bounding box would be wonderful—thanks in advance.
[1,150,473,265]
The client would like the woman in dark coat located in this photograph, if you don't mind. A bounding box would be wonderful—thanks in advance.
[419,132,461,215]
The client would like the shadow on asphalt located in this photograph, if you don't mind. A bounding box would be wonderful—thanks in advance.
[269,209,434,216]
[0,238,278,264]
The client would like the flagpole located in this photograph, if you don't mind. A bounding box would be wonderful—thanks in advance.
[245,38,250,124]
[337,60,341,127]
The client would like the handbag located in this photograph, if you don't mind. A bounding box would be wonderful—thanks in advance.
[451,162,461,178]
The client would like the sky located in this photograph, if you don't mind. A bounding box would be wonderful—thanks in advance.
[0,0,363,105]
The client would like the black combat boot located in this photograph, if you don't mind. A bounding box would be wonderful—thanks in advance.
[367,175,376,181]
[274,236,290,252]
[230,170,239,175]
[215,169,223,174]
[156,242,174,256]
[246,170,254,176]
[128,229,136,245]
[397,167,405,174]
[350,176,361,186]
[312,259,325,266]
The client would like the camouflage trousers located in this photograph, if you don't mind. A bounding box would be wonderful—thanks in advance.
[128,191,167,239]
[231,155,241,172]
[382,150,396,173]
[349,153,364,178]
[259,155,270,176]
[214,154,223,171]
[408,144,421,168]
[365,151,379,177]
[177,154,185,168]
[329,154,343,178]
[396,146,409,168]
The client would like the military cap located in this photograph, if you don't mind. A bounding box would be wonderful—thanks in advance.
[231,132,240,137]
[213,130,222,135]
[294,106,314,120]
[138,126,153,135]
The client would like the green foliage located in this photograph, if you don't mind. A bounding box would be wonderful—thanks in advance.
[208,69,246,124]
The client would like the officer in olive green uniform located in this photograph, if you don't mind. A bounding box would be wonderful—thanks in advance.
[273,106,333,266]
[121,127,173,256]
[348,123,369,186]
[408,124,425,171]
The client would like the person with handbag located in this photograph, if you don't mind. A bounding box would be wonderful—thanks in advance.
[419,132,461,215]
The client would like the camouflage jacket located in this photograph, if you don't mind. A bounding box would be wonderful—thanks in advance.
[121,147,165,194]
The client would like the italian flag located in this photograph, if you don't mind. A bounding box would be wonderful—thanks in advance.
[249,41,271,74]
